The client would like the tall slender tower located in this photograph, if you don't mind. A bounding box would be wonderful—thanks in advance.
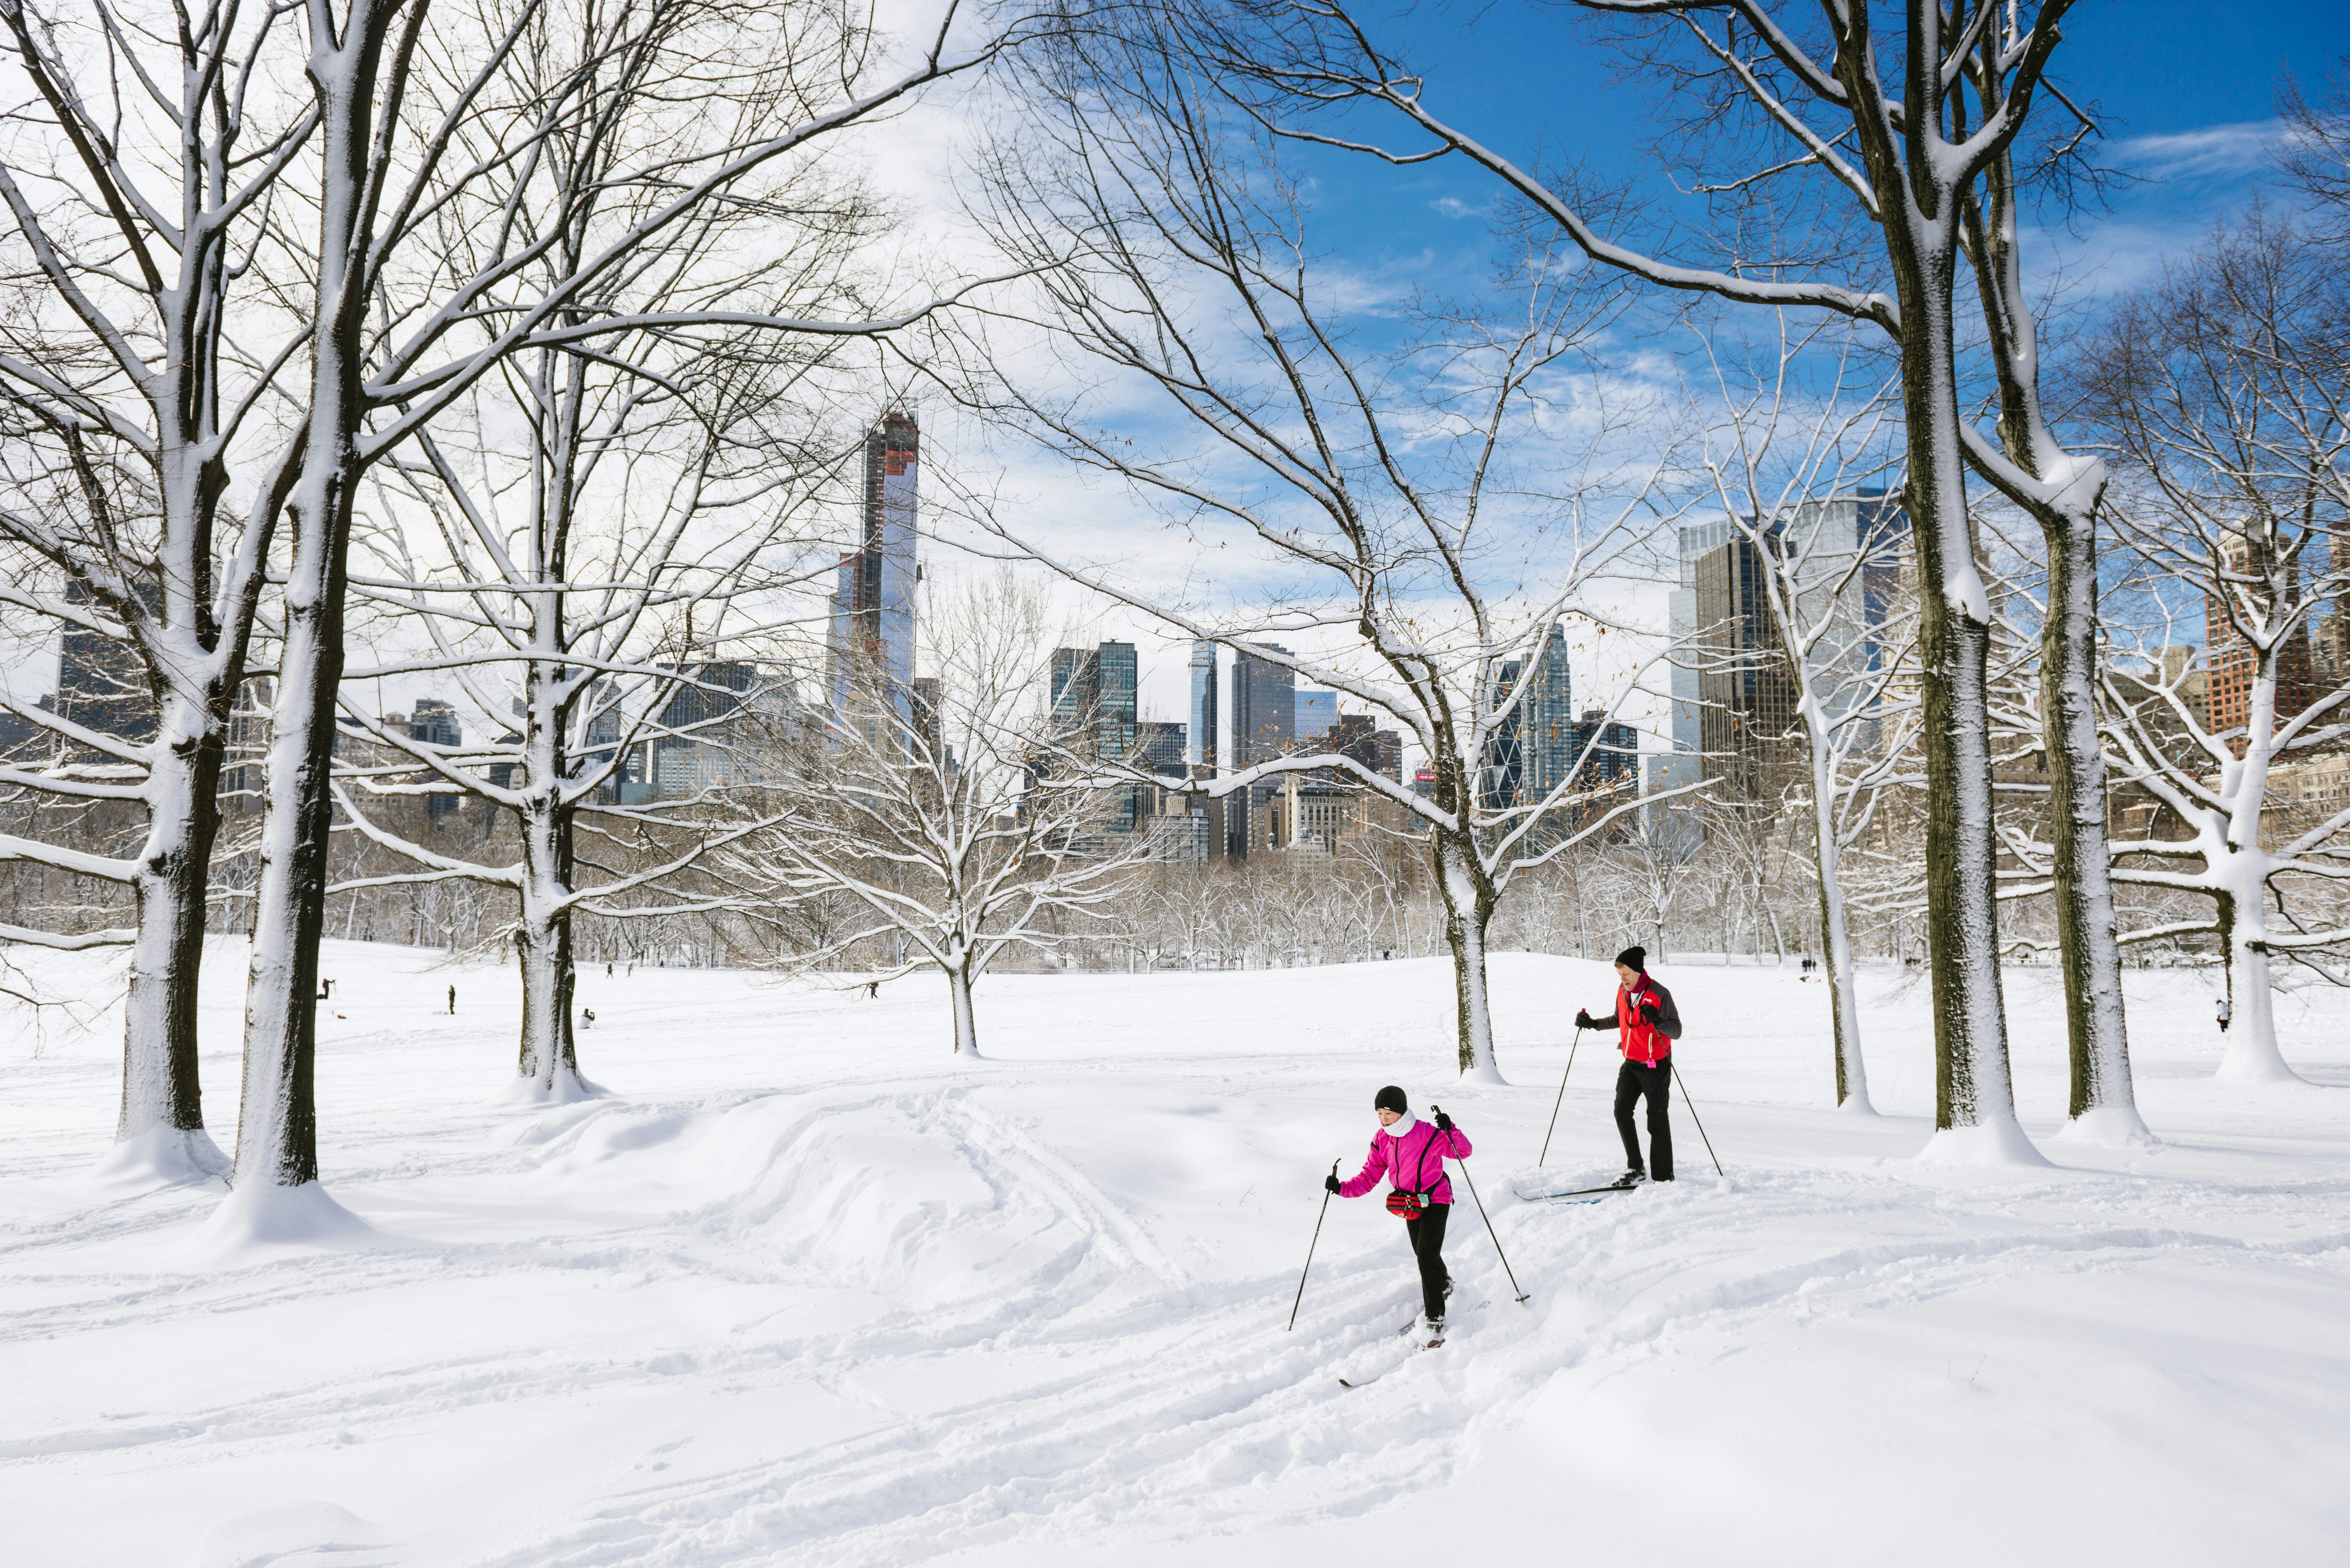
[1187,641,1218,770]
[829,411,920,731]
[1516,623,1574,802]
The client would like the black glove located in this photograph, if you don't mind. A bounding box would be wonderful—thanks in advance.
[1432,1109,1454,1134]
[1575,1008,1596,1030]
[1638,999,1662,1024]
[1324,1171,1341,1194]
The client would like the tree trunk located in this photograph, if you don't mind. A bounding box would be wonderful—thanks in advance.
[2212,887,2300,1084]
[1913,511,2025,1144]
[1897,280,2034,1157]
[1806,747,1873,1114]
[515,804,584,1095]
[112,704,231,1177]
[233,592,340,1190]
[949,960,982,1056]
[2041,519,2151,1140]
[229,29,386,1195]
[1432,828,1501,1081]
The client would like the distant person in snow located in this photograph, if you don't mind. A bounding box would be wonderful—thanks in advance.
[1576,946,1682,1183]
[448,984,456,1015]
[2216,997,2231,1033]
[1325,1086,1471,1346]
[582,1008,595,1030]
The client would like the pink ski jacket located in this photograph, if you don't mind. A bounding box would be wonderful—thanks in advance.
[1339,1118,1472,1206]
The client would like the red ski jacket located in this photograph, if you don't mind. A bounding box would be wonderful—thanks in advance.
[1593,974,1682,1064]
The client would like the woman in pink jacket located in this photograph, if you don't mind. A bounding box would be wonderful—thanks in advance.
[1324,1085,1472,1345]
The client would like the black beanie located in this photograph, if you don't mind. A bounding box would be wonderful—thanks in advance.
[1615,946,1646,972]
[1374,1085,1408,1115]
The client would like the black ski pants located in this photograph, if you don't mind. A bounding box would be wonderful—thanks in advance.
[1404,1203,1451,1322]
[1614,1058,1674,1181]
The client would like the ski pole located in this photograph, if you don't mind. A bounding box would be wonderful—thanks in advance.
[1288,1160,1340,1331]
[1537,1024,1584,1166]
[1669,1060,1724,1178]
[1431,1105,1529,1304]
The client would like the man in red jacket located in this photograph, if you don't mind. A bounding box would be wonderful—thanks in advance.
[1576,945,1682,1183]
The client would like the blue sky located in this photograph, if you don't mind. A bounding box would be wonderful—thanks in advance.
[1267,0,2347,282]
[989,1,2350,730]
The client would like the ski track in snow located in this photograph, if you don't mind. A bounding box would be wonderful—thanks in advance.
[3,944,2348,1565]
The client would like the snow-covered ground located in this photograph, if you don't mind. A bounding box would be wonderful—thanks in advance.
[2,939,2346,1567]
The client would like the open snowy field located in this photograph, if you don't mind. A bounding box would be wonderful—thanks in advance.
[2,940,2346,1568]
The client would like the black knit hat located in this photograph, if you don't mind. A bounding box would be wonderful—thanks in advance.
[1374,1085,1408,1116]
[1615,945,1647,972]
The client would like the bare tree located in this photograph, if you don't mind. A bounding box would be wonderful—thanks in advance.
[1684,317,1925,1112]
[734,573,1149,1055]
[955,35,1693,1079]
[2276,57,2350,241]
[1203,0,2126,1155]
[0,0,318,1180]
[2083,209,2350,1083]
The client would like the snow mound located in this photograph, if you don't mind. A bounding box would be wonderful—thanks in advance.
[80,1127,230,1193]
[489,1066,609,1108]
[187,1180,389,1258]
[520,1090,1183,1317]
[2213,1051,2312,1087]
[1910,1117,2053,1169]
[182,1501,389,1568]
[2052,1105,2161,1149]
[685,1095,1125,1312]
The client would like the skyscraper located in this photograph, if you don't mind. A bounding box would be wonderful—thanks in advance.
[1515,623,1575,804]
[1187,641,1218,770]
[1566,709,1639,790]
[1049,641,1138,762]
[828,411,919,724]
[1228,646,1294,768]
[1225,647,1294,859]
[1329,713,1376,772]
[911,676,942,764]
[1048,640,1142,829]
[408,698,464,821]
[1696,535,1801,789]
[1096,641,1137,763]
[1671,489,1909,798]
[1295,689,1337,742]
[651,663,752,797]
[1138,720,1187,777]
[1663,515,1736,795]
[2206,533,2313,750]
[1050,645,1098,741]
[408,698,462,748]
[1480,660,1523,810]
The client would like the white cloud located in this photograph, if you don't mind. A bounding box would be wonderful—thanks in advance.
[2113,119,2279,178]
